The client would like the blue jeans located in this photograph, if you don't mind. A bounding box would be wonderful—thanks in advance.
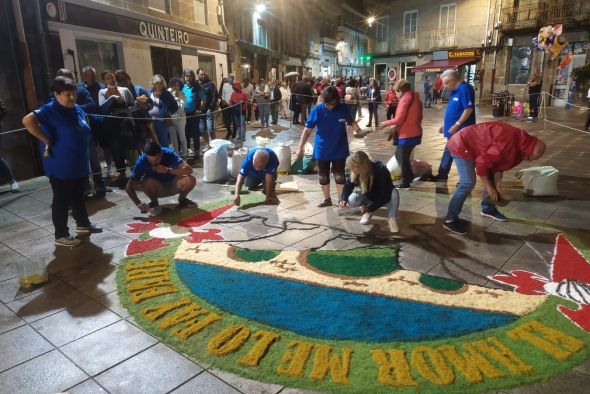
[153,120,169,147]
[198,109,214,136]
[437,142,453,178]
[348,190,399,218]
[446,156,495,221]
[233,109,246,141]
[347,104,358,120]
[259,103,270,127]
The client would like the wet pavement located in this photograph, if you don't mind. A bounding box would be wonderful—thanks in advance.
[0,102,589,393]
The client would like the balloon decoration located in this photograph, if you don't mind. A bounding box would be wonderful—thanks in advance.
[533,24,567,59]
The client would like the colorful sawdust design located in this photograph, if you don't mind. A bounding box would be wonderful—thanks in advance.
[117,197,590,393]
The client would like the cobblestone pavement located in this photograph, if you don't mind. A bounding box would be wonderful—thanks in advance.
[0,102,589,393]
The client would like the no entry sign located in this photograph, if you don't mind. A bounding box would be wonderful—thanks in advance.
[387,67,397,81]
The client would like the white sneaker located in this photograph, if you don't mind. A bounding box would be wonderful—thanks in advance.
[148,206,162,217]
[359,212,372,225]
[10,181,19,193]
[388,218,399,233]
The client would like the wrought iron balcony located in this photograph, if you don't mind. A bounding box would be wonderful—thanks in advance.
[547,0,590,24]
[428,28,458,50]
[393,34,420,54]
[500,2,548,32]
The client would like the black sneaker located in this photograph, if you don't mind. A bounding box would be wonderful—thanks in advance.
[481,209,508,222]
[396,183,411,190]
[76,223,103,234]
[317,199,332,207]
[443,219,468,235]
[178,198,198,208]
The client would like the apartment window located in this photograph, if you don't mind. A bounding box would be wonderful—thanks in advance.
[375,16,389,53]
[403,10,418,39]
[439,3,456,33]
[254,18,268,48]
[194,0,207,25]
[508,45,532,84]
[148,0,169,14]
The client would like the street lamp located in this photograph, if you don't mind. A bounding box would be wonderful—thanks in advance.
[255,4,266,14]
[367,16,376,27]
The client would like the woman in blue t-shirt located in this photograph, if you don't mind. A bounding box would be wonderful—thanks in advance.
[22,77,102,247]
[295,86,364,207]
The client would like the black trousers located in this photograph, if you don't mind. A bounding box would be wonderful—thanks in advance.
[529,93,539,118]
[222,106,235,137]
[185,111,200,154]
[386,105,397,120]
[586,109,590,130]
[395,144,415,186]
[50,177,91,238]
[368,102,379,125]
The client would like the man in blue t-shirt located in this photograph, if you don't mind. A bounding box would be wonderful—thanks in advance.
[431,69,476,181]
[234,147,279,206]
[126,143,197,216]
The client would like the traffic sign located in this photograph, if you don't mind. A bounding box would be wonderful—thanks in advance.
[387,67,397,81]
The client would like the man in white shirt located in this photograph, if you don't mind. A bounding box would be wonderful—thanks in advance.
[221,73,236,139]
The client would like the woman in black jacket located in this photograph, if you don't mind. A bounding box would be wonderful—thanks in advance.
[367,79,382,127]
[339,151,399,233]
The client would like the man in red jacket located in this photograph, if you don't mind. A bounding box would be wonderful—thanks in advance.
[443,121,546,235]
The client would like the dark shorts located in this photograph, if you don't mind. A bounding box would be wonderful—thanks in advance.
[143,176,180,198]
[317,158,346,174]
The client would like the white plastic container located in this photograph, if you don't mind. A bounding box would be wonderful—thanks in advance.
[515,166,559,196]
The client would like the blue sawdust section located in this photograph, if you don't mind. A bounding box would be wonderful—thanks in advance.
[175,260,516,342]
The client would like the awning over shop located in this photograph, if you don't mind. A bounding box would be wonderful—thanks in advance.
[410,58,479,73]
[237,41,283,60]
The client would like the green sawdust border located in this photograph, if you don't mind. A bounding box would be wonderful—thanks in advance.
[117,198,590,394]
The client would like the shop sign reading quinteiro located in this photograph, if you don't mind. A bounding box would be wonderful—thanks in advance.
[139,21,189,44]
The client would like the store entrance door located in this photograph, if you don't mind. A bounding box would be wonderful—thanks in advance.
[150,47,182,81]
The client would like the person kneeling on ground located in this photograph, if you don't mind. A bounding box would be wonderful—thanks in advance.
[126,142,197,216]
[340,151,400,233]
[443,121,546,235]
[234,148,279,206]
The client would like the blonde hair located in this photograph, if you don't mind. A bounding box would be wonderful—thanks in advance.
[393,79,411,93]
[151,74,167,89]
[346,151,374,194]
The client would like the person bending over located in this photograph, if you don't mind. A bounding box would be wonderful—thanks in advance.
[340,151,400,233]
[443,121,546,235]
[295,86,364,207]
[126,142,197,216]
[234,148,279,206]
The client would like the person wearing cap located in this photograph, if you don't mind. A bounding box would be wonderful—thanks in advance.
[126,142,197,217]
[22,76,103,247]
[442,121,546,235]
[230,81,249,142]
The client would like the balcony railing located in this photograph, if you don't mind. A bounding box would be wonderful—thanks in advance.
[428,28,458,50]
[500,2,549,31]
[393,34,419,54]
[547,0,590,24]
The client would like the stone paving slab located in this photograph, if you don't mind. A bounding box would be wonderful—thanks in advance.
[0,105,589,393]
